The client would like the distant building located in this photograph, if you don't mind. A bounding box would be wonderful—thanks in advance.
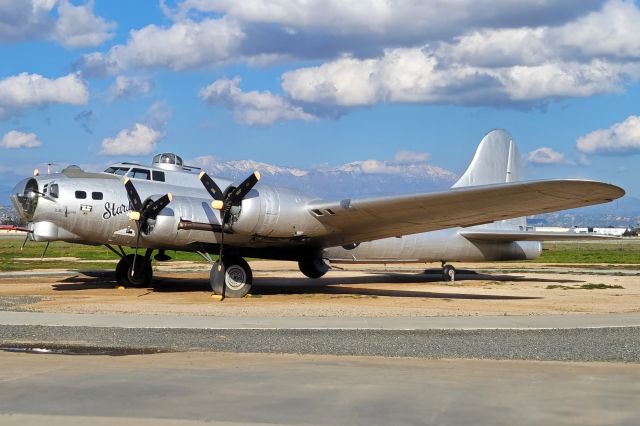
[534,226,629,237]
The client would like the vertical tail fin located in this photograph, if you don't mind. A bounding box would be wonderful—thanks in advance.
[453,129,526,229]
[452,129,522,188]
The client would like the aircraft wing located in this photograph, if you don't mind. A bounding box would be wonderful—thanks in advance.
[458,230,620,241]
[307,180,624,246]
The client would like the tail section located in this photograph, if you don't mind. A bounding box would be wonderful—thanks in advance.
[452,129,522,188]
[453,129,525,230]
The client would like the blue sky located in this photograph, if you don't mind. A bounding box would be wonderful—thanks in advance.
[1,0,640,198]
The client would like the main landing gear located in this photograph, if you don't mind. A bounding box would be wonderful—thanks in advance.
[115,251,153,287]
[441,262,456,282]
[298,257,330,279]
[210,256,253,298]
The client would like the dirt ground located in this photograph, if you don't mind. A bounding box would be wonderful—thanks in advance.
[0,260,638,317]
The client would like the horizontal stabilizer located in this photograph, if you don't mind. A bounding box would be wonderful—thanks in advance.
[459,230,620,242]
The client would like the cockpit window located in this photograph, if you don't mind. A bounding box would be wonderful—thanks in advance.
[50,184,59,198]
[129,168,150,180]
[104,166,130,176]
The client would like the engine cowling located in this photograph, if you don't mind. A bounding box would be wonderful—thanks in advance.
[142,194,215,244]
[228,185,319,238]
[142,185,326,245]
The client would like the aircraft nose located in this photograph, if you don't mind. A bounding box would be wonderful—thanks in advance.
[11,177,40,222]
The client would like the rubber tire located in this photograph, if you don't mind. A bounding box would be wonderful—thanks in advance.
[210,256,253,298]
[115,254,153,287]
[298,258,329,279]
[442,264,456,282]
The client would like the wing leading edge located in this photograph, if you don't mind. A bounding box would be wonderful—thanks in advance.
[307,179,624,246]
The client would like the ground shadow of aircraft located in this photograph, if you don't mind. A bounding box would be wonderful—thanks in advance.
[51,268,584,300]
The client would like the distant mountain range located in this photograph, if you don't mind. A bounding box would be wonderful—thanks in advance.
[2,156,638,227]
[190,156,458,198]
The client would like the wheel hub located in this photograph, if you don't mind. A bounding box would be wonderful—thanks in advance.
[225,265,247,290]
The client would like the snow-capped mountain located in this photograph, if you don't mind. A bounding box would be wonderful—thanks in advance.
[190,155,458,198]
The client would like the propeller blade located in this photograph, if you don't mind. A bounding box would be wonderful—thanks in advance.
[20,233,29,251]
[215,211,229,298]
[124,178,143,212]
[199,171,224,200]
[143,193,172,220]
[228,171,260,204]
[131,222,142,276]
[212,260,226,298]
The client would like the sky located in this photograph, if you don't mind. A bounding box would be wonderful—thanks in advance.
[1,0,640,199]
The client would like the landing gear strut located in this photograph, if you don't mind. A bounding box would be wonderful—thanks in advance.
[441,262,456,282]
[210,256,253,298]
[115,251,153,287]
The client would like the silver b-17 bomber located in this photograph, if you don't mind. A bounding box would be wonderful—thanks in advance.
[10,130,625,298]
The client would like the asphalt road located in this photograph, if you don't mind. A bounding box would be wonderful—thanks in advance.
[0,352,638,426]
[1,323,639,362]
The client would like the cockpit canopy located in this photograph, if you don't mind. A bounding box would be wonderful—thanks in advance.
[153,153,183,170]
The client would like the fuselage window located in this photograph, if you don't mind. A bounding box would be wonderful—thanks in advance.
[92,192,103,200]
[152,171,165,182]
[129,168,150,180]
[104,166,130,176]
[75,190,87,199]
[49,184,59,198]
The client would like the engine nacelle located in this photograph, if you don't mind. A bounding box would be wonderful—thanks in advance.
[143,194,217,244]
[142,185,325,244]
[229,185,322,239]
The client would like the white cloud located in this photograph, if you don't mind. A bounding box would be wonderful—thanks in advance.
[281,49,471,106]
[100,123,162,156]
[0,0,56,42]
[80,17,244,74]
[0,130,42,149]
[178,0,600,40]
[438,0,640,68]
[0,0,114,48]
[80,1,609,75]
[499,60,628,101]
[440,27,552,68]
[0,72,88,118]
[282,48,635,107]
[52,0,115,47]
[526,147,567,165]
[74,0,640,114]
[99,102,171,156]
[109,75,153,100]
[199,77,316,125]
[576,115,640,155]
[268,1,640,110]
[553,0,640,59]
